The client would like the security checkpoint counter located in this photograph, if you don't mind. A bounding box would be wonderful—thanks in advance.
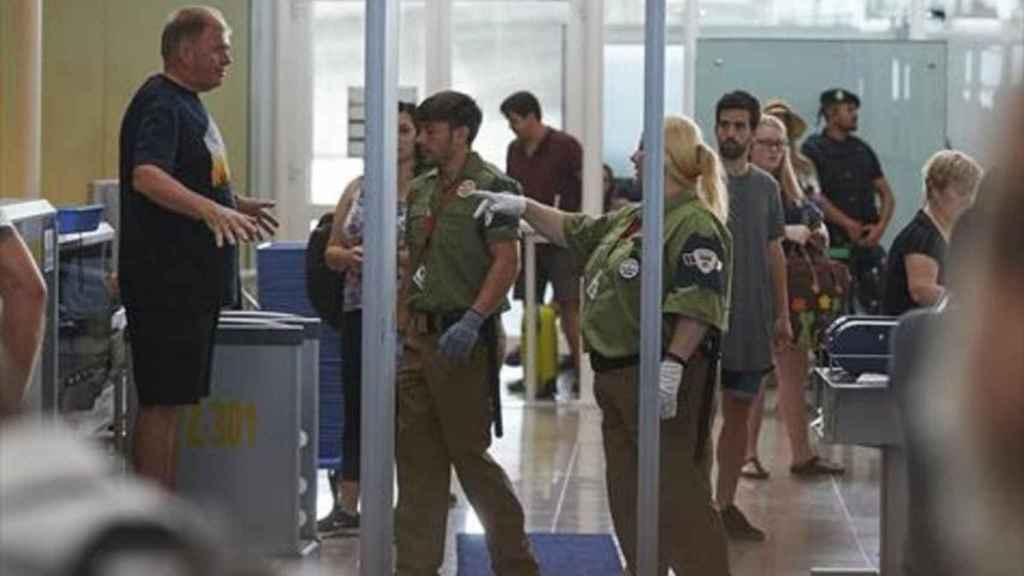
[218,310,322,545]
[811,367,906,576]
[175,315,317,557]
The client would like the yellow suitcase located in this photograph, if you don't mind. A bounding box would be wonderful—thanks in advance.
[521,305,559,391]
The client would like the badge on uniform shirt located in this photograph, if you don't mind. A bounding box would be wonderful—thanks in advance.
[676,234,724,293]
[618,258,640,280]
[586,271,603,300]
[456,180,476,197]
[412,265,427,289]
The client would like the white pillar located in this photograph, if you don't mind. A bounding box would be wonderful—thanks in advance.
[564,1,585,136]
[7,0,42,199]
[361,1,399,574]
[682,0,699,117]
[273,0,314,241]
[425,0,452,94]
[577,0,605,406]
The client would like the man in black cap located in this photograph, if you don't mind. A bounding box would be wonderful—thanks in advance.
[802,88,895,313]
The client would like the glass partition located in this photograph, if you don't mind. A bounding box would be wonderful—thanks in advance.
[311,1,426,207]
[452,1,569,168]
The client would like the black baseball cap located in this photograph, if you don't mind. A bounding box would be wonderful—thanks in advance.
[819,88,861,108]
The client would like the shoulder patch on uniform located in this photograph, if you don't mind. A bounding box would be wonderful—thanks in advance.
[675,234,725,293]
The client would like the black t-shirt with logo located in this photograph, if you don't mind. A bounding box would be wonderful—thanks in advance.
[118,74,238,311]
[883,210,946,316]
[801,132,884,246]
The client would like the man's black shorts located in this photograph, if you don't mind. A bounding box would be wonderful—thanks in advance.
[514,244,581,303]
[126,304,220,407]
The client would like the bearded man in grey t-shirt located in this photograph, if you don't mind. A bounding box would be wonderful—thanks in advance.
[711,91,792,542]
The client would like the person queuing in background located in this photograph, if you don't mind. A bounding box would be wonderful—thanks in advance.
[396,90,539,576]
[763,99,821,199]
[882,150,982,317]
[802,88,895,314]
[712,90,792,542]
[742,114,845,481]
[603,163,631,212]
[0,210,47,418]
[118,6,277,490]
[471,114,733,576]
[500,91,584,397]
[316,101,421,536]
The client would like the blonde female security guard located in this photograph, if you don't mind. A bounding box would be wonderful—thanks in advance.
[472,115,732,576]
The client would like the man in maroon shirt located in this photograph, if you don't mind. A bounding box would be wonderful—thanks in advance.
[501,91,583,398]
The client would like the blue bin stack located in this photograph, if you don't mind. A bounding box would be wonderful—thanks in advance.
[257,242,344,471]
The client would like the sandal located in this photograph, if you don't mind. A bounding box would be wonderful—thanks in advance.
[790,455,845,477]
[740,457,770,480]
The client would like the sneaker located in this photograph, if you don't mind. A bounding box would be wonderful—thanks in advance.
[534,380,557,401]
[719,504,765,542]
[317,505,360,536]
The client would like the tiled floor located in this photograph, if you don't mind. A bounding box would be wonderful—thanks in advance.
[300,369,883,576]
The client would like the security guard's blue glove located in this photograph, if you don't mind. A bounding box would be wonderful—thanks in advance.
[438,309,485,362]
[658,359,685,420]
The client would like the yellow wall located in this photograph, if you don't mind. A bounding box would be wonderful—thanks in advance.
[4,0,249,206]
[0,4,8,196]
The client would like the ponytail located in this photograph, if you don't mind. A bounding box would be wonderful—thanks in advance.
[663,116,730,225]
[697,143,729,224]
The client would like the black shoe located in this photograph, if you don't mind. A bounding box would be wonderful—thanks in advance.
[317,505,360,536]
[790,455,845,477]
[719,504,765,542]
[534,380,557,401]
[564,369,579,395]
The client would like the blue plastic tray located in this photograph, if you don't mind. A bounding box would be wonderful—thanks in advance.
[57,205,105,234]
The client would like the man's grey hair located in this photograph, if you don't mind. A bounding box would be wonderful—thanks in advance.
[161,6,231,62]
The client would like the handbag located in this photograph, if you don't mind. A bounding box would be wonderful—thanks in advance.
[305,212,346,330]
[786,243,851,350]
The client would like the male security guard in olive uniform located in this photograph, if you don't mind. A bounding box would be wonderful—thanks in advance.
[473,115,732,575]
[396,90,539,576]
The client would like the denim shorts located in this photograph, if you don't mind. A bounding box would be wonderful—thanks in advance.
[720,368,769,401]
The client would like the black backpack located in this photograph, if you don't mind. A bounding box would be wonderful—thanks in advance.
[305,213,345,330]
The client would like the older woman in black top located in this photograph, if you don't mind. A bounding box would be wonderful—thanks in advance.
[883,150,982,316]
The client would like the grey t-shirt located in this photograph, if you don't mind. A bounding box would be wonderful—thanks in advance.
[721,165,785,372]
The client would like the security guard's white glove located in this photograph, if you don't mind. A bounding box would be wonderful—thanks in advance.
[468,190,526,226]
[438,309,485,362]
[658,359,685,420]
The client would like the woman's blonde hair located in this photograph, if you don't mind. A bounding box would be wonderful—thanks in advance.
[923,150,983,205]
[664,116,729,223]
[755,115,805,206]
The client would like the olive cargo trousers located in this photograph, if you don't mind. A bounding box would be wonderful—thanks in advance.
[594,356,730,576]
[395,321,538,576]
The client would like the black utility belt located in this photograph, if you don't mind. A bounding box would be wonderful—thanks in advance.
[589,352,640,373]
[410,311,494,334]
[589,349,710,374]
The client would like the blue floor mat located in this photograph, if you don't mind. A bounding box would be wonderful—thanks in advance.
[456,533,621,575]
